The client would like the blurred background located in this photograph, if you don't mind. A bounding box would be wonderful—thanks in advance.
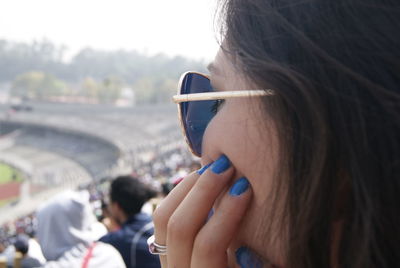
[0,0,218,259]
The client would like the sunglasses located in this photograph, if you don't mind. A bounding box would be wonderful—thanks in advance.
[173,71,274,157]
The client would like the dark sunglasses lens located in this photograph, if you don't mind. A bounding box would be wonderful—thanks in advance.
[180,73,216,156]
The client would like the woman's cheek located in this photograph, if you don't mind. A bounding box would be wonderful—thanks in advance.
[202,99,285,266]
[202,99,279,205]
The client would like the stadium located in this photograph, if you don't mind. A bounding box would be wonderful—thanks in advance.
[0,102,187,225]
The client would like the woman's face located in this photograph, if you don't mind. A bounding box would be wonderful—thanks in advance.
[201,48,285,267]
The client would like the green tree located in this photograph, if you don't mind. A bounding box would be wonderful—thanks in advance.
[132,76,178,104]
[132,77,155,103]
[81,77,100,100]
[155,77,178,103]
[12,71,44,98]
[11,71,68,99]
[98,76,123,104]
[39,73,68,98]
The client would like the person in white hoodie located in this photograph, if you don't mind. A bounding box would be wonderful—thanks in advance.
[36,190,126,268]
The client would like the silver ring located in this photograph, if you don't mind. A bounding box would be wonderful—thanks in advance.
[147,235,167,255]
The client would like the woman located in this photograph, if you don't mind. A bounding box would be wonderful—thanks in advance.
[151,0,400,267]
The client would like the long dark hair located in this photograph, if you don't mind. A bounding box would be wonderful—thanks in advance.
[218,0,400,267]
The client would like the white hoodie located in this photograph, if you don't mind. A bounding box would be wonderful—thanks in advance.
[36,190,125,268]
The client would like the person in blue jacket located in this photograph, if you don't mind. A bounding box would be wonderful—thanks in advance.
[100,176,160,268]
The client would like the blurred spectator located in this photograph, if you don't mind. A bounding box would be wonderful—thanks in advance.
[0,240,5,254]
[99,176,160,268]
[36,190,125,268]
[100,199,120,232]
[0,239,13,268]
[13,234,41,268]
[26,235,45,266]
[0,144,198,267]
[0,239,15,268]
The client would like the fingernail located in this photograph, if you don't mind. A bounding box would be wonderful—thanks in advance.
[210,155,230,174]
[229,177,249,196]
[197,163,212,175]
[236,247,263,268]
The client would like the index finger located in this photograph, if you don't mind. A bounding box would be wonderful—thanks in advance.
[152,169,203,268]
[166,155,235,267]
[153,169,203,243]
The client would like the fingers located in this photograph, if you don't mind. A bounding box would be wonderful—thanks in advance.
[153,170,202,243]
[153,169,202,268]
[166,155,235,267]
[153,155,253,268]
[191,177,252,268]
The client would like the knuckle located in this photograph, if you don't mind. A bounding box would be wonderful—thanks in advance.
[152,205,169,231]
[167,214,191,240]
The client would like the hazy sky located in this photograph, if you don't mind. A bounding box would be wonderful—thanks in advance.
[0,0,220,61]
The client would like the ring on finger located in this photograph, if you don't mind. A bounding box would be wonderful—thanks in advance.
[147,235,167,255]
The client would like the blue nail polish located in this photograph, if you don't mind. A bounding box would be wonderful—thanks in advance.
[197,163,212,175]
[229,177,249,196]
[236,247,263,268]
[210,155,230,174]
[206,208,214,222]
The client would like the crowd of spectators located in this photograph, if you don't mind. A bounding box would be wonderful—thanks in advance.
[0,144,199,267]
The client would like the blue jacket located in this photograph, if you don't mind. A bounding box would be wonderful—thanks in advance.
[99,213,160,268]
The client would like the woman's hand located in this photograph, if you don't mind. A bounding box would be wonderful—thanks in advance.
[152,155,253,268]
